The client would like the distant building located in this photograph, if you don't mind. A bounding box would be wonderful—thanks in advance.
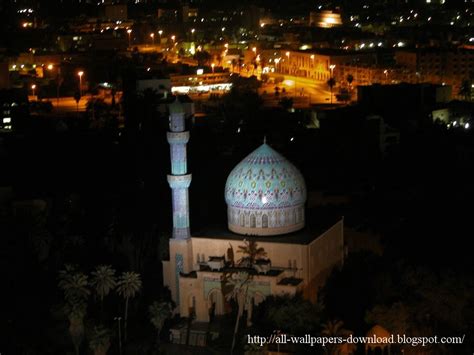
[137,78,172,94]
[104,4,128,21]
[157,7,178,23]
[357,83,452,119]
[0,89,29,133]
[309,10,343,28]
[181,4,198,23]
[395,48,474,94]
[0,61,9,89]
[276,49,379,82]
[241,5,264,31]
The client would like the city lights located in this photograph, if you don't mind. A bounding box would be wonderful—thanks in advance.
[77,71,84,96]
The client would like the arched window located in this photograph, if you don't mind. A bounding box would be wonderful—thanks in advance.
[250,214,256,228]
[262,214,268,228]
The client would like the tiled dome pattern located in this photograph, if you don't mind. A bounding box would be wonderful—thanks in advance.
[225,144,306,209]
[225,144,306,236]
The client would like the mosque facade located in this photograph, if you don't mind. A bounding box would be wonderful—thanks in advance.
[162,100,345,323]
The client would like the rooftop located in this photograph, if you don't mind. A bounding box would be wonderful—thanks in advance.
[192,217,341,245]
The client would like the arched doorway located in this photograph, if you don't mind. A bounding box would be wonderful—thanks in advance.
[250,214,256,228]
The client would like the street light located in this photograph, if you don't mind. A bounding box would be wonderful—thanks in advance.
[127,29,132,47]
[211,63,215,73]
[329,64,336,77]
[77,71,84,97]
[150,32,155,46]
[171,35,176,42]
[47,63,54,70]
[31,84,36,97]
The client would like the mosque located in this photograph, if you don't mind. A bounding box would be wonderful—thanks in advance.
[162,99,345,324]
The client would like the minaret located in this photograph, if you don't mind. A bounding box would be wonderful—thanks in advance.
[167,98,192,239]
[165,97,193,309]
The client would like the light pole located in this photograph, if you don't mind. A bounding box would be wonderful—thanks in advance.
[158,30,163,43]
[211,63,215,73]
[274,58,280,73]
[127,29,132,47]
[114,316,123,355]
[77,71,84,97]
[150,33,155,46]
[329,64,336,78]
[56,67,61,107]
[285,51,290,74]
[31,84,36,97]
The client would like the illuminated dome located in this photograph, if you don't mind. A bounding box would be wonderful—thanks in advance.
[225,143,306,236]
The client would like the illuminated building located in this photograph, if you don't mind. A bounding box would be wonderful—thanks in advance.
[162,101,345,333]
[0,89,29,133]
[309,10,343,28]
[395,48,474,93]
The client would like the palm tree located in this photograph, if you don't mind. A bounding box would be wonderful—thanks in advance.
[149,301,173,346]
[237,239,267,265]
[59,265,91,355]
[116,271,142,341]
[59,265,90,304]
[346,74,354,89]
[89,325,111,355]
[65,300,88,355]
[90,265,116,306]
[327,77,336,104]
[224,271,254,355]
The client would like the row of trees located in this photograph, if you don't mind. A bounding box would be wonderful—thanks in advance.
[57,264,173,355]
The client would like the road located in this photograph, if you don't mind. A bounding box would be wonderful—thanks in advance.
[31,95,91,113]
[262,74,336,106]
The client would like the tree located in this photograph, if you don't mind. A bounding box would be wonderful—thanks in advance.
[224,272,254,354]
[89,325,111,355]
[256,294,323,335]
[279,97,294,111]
[193,50,211,66]
[58,265,91,355]
[116,271,142,341]
[346,74,354,88]
[237,239,267,266]
[65,301,88,355]
[327,78,336,104]
[59,265,90,306]
[459,79,472,101]
[366,302,410,335]
[90,265,116,307]
[149,301,173,346]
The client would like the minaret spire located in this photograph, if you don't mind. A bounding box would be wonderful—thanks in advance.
[167,97,192,239]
